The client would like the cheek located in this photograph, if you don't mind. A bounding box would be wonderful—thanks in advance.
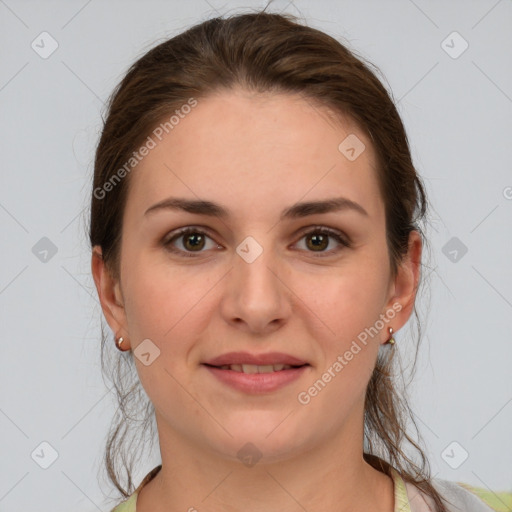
[303,261,388,332]
[121,266,168,340]
[296,267,387,407]
[289,263,390,384]
[121,253,215,349]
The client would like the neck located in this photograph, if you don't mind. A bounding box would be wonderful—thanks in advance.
[136,408,394,512]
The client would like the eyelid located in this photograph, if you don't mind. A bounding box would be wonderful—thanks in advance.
[295,224,350,244]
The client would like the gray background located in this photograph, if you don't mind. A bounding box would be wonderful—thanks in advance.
[1,0,511,510]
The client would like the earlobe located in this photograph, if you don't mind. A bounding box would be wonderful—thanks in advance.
[91,246,129,347]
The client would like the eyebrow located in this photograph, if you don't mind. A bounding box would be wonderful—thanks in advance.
[144,196,369,220]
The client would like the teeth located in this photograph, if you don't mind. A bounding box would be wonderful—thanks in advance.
[218,363,296,373]
[242,364,259,374]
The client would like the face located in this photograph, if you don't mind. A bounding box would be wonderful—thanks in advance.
[93,88,420,466]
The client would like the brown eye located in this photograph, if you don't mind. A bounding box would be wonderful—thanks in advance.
[163,227,219,257]
[182,232,206,251]
[305,232,329,251]
[296,227,351,256]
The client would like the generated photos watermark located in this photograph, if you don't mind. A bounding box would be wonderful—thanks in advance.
[93,97,198,200]
[297,301,402,405]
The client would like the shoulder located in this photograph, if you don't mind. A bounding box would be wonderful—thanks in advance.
[436,479,512,512]
[404,476,512,512]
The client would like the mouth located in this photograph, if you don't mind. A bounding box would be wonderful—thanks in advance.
[201,352,311,393]
[202,363,310,374]
[202,363,310,393]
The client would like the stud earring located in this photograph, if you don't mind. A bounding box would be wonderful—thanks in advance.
[115,336,130,352]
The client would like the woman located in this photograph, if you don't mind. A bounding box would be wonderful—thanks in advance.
[90,10,508,512]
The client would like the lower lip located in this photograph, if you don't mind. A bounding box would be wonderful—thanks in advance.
[202,364,309,393]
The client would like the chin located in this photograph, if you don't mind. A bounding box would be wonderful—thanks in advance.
[210,423,311,466]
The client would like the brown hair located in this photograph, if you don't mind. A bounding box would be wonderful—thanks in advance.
[90,9,448,511]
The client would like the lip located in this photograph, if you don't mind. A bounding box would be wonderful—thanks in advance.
[203,364,309,394]
[203,351,309,366]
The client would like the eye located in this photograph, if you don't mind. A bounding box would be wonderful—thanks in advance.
[162,225,351,258]
[162,227,220,257]
[294,226,351,256]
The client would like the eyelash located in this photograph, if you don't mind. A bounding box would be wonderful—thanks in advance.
[162,225,351,258]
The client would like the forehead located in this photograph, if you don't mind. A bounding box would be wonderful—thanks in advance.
[126,89,384,222]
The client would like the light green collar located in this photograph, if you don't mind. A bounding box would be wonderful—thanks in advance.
[391,467,413,512]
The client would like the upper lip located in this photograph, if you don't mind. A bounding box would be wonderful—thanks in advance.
[203,352,309,367]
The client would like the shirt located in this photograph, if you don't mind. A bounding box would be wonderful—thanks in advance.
[110,464,510,512]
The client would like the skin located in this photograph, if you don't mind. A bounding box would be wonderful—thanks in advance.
[92,88,422,512]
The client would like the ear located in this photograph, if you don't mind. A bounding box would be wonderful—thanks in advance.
[381,230,422,343]
[91,246,130,349]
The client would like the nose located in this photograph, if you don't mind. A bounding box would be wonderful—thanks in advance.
[219,238,292,335]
